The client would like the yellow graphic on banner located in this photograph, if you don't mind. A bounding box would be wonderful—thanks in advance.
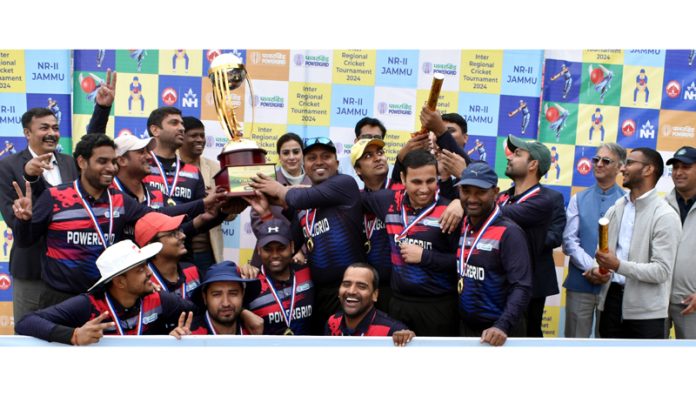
[246,50,290,81]
[658,110,696,151]
[620,65,663,109]
[541,306,561,338]
[383,130,412,164]
[415,90,458,115]
[0,50,26,92]
[576,104,619,146]
[248,123,288,164]
[238,248,254,267]
[114,73,158,117]
[288,82,331,126]
[158,50,203,76]
[582,50,624,65]
[542,143,574,186]
[333,50,376,86]
[71,114,115,150]
[460,50,503,93]
[0,302,13,335]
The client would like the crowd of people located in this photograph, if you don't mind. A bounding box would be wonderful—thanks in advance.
[1,69,694,346]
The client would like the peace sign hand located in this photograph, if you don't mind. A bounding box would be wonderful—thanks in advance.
[96,68,117,107]
[169,311,194,340]
[12,181,33,221]
[73,312,115,346]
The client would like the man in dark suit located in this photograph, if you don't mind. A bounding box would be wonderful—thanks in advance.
[0,108,79,323]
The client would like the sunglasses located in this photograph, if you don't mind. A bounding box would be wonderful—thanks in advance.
[303,137,333,147]
[591,156,616,166]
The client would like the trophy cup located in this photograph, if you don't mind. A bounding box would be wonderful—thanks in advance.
[208,53,276,196]
[412,72,445,137]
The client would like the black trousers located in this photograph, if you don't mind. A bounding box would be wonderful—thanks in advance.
[526,297,546,337]
[600,282,666,339]
[389,292,458,337]
[310,285,340,336]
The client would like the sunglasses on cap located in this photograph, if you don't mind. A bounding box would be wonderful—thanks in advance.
[591,156,615,166]
[303,137,333,147]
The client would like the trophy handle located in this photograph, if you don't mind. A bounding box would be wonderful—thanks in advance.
[246,72,255,139]
[414,73,445,136]
[211,68,241,141]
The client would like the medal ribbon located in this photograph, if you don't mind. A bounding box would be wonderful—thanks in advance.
[150,151,181,198]
[396,190,439,242]
[458,205,501,276]
[500,185,540,207]
[73,180,113,249]
[205,311,244,335]
[303,208,317,241]
[261,266,297,330]
[104,292,143,336]
[148,262,186,298]
[112,177,151,206]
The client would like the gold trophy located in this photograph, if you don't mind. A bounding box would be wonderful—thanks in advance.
[412,72,445,137]
[598,217,610,274]
[209,53,276,196]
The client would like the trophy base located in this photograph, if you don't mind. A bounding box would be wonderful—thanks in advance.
[214,143,275,196]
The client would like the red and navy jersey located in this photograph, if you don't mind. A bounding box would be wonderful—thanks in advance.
[190,316,247,335]
[148,261,200,300]
[143,155,205,205]
[111,178,166,209]
[361,189,460,297]
[14,290,197,344]
[325,307,408,336]
[247,265,314,335]
[362,182,402,286]
[286,174,366,287]
[13,182,151,294]
[456,208,532,334]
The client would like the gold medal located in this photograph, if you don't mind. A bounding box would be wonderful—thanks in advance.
[167,197,176,206]
[458,277,464,295]
[284,327,294,336]
[364,240,371,254]
[307,237,314,252]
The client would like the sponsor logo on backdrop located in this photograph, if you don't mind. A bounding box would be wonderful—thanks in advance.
[639,120,656,139]
[577,157,592,175]
[161,87,177,106]
[182,88,198,108]
[422,62,432,74]
[684,81,696,101]
[0,273,10,291]
[665,80,681,99]
[294,54,304,66]
[662,124,695,138]
[253,95,284,108]
[621,119,636,137]
[377,101,411,115]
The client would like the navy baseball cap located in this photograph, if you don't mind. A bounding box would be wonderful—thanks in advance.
[257,218,292,247]
[455,161,498,189]
[303,137,336,154]
[667,146,696,165]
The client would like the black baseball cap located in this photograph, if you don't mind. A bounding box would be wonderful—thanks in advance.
[257,218,292,247]
[667,146,696,165]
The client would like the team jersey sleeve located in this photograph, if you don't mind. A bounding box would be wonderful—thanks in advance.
[360,189,395,220]
[86,104,111,134]
[495,225,533,334]
[14,294,94,345]
[14,188,53,247]
[285,174,359,209]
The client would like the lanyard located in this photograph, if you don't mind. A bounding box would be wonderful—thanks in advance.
[148,262,186,298]
[150,151,181,198]
[261,266,297,330]
[205,311,244,335]
[500,185,540,207]
[73,180,113,249]
[304,208,317,239]
[395,190,439,243]
[112,177,151,207]
[104,292,143,336]
[458,205,501,276]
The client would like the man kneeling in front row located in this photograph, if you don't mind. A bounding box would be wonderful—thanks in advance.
[326,263,415,346]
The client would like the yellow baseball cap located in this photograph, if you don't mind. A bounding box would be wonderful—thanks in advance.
[350,138,385,167]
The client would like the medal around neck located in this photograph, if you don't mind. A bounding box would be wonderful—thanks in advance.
[209,53,276,196]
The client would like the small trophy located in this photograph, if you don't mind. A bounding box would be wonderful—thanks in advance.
[598,217,610,275]
[412,72,445,137]
[208,53,276,196]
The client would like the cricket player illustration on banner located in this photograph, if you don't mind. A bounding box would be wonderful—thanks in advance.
[47,97,61,124]
[587,64,613,104]
[589,107,605,142]
[550,63,572,99]
[78,72,105,102]
[467,139,487,161]
[0,141,16,158]
[544,102,569,142]
[173,50,189,73]
[545,146,561,182]
[128,76,145,113]
[689,50,695,66]
[633,68,649,105]
[130,49,148,72]
[508,99,530,134]
[97,49,105,68]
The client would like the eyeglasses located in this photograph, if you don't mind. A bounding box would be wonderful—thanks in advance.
[625,158,650,166]
[359,134,383,140]
[303,137,333,147]
[157,228,183,239]
[591,156,616,166]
